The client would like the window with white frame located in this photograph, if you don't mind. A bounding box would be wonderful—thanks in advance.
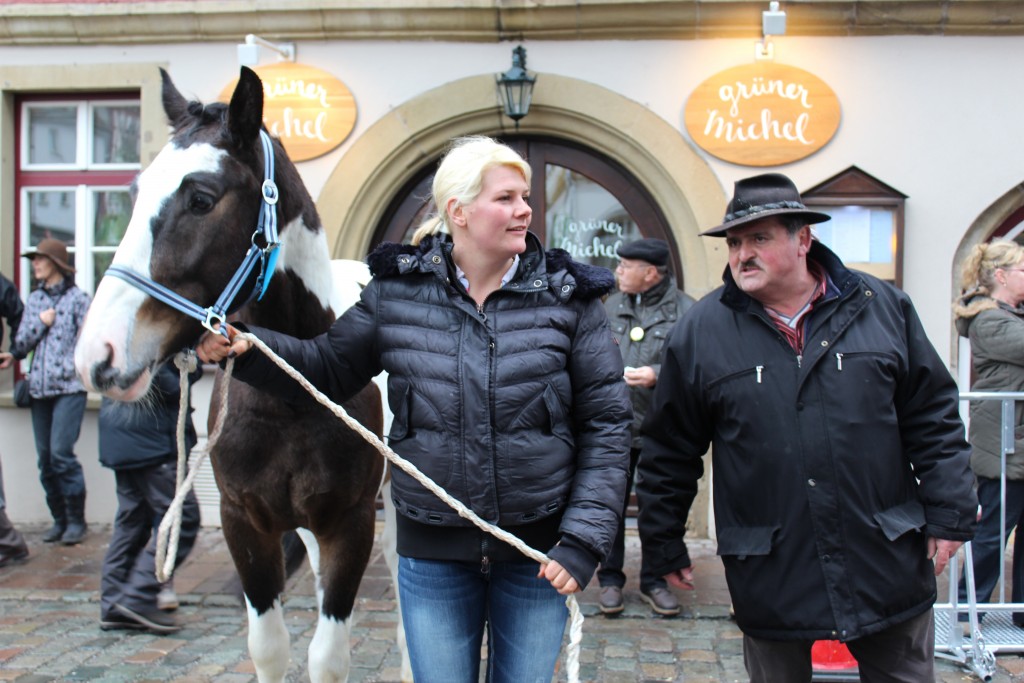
[17,96,140,294]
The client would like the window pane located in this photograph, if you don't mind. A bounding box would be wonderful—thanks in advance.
[812,205,895,264]
[27,106,77,165]
[93,190,132,246]
[27,190,76,247]
[93,251,116,292]
[544,164,640,271]
[92,104,141,165]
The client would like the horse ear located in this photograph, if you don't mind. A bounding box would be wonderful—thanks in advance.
[228,67,265,149]
[160,68,190,129]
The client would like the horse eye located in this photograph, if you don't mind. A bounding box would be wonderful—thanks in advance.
[188,192,215,215]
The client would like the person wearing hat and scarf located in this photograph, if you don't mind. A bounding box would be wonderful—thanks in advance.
[10,238,92,545]
[598,238,694,617]
[635,173,976,681]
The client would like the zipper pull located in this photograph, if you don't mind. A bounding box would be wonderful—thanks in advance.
[797,354,802,368]
[755,365,764,384]
[836,352,843,371]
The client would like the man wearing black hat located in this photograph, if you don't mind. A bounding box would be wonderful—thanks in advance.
[636,173,977,680]
[598,238,694,616]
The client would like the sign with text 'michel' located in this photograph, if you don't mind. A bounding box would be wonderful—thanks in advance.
[220,62,356,162]
[684,62,841,167]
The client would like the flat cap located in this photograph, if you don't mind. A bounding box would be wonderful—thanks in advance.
[617,238,669,267]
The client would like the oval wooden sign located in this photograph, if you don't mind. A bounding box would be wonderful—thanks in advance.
[684,62,841,167]
[220,63,356,162]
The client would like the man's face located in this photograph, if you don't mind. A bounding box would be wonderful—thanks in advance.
[614,258,656,295]
[725,218,810,303]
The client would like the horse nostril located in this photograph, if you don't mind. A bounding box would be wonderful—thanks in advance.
[91,345,118,391]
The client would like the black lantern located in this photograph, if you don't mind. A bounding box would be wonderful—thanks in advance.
[497,45,536,125]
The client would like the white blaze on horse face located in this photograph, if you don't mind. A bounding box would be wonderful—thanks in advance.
[75,142,226,397]
[278,217,337,313]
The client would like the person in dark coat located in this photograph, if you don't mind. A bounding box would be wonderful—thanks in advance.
[97,360,201,634]
[636,173,977,682]
[597,238,694,617]
[953,240,1024,624]
[0,272,28,568]
[196,136,632,682]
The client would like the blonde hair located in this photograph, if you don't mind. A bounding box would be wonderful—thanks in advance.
[959,240,1024,295]
[410,136,532,246]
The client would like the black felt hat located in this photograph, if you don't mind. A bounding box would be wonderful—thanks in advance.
[617,238,670,267]
[701,173,831,237]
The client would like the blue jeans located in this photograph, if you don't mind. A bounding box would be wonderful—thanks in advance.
[398,556,569,683]
[30,392,87,500]
[958,476,1024,622]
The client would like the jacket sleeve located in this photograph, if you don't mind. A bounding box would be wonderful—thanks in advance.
[636,309,712,578]
[230,282,383,406]
[0,275,23,348]
[11,290,48,360]
[554,297,631,583]
[895,293,977,541]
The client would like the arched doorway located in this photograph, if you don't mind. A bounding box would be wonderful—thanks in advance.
[373,136,684,282]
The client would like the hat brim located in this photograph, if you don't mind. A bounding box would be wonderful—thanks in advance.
[700,208,832,237]
[21,251,75,274]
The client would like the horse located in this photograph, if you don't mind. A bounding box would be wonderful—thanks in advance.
[74,67,409,683]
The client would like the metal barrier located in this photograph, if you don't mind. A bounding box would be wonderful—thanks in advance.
[933,390,1024,681]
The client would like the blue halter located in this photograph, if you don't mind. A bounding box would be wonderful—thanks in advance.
[107,130,281,337]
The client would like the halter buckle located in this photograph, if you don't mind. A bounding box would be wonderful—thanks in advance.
[261,179,279,205]
[202,309,228,337]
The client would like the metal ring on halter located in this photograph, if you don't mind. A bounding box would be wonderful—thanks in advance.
[202,309,228,337]
[261,179,279,205]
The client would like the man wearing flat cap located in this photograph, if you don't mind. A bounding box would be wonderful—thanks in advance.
[10,238,92,546]
[598,238,694,617]
[636,173,976,680]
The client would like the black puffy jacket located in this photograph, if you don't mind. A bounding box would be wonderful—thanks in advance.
[232,233,632,584]
[637,241,976,641]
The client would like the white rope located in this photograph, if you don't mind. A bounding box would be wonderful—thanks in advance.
[154,351,232,583]
[156,332,584,682]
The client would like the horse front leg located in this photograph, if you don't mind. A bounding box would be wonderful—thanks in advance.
[221,506,290,683]
[380,477,412,683]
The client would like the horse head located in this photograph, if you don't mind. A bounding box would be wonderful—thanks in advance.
[75,67,332,401]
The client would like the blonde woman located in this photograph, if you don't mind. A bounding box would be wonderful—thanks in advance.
[954,240,1024,624]
[197,136,631,682]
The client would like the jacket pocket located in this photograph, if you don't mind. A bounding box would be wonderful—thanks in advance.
[873,500,926,541]
[387,380,410,441]
[716,525,779,561]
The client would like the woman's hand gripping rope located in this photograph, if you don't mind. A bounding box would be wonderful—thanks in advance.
[191,325,586,682]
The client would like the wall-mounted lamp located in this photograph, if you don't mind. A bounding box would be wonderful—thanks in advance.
[756,1,787,60]
[496,45,536,127]
[237,34,296,67]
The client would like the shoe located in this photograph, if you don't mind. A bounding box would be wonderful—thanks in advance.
[60,521,87,545]
[641,587,681,616]
[113,602,181,634]
[598,585,624,615]
[41,522,65,543]
[0,547,28,568]
[157,586,179,611]
[100,612,147,632]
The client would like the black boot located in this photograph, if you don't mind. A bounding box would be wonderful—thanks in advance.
[41,494,66,543]
[61,494,87,545]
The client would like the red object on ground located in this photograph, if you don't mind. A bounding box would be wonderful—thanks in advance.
[811,640,858,670]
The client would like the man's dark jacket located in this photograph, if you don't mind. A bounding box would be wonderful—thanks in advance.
[0,273,23,350]
[231,233,632,586]
[98,362,200,470]
[636,241,977,641]
[605,275,695,448]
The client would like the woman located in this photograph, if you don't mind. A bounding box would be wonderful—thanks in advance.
[198,136,631,682]
[954,239,1024,624]
[11,239,91,545]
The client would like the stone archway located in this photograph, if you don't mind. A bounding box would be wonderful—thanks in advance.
[317,73,727,301]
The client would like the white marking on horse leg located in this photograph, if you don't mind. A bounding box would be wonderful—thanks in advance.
[245,595,290,683]
[308,614,352,683]
[279,218,337,312]
[380,479,412,683]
